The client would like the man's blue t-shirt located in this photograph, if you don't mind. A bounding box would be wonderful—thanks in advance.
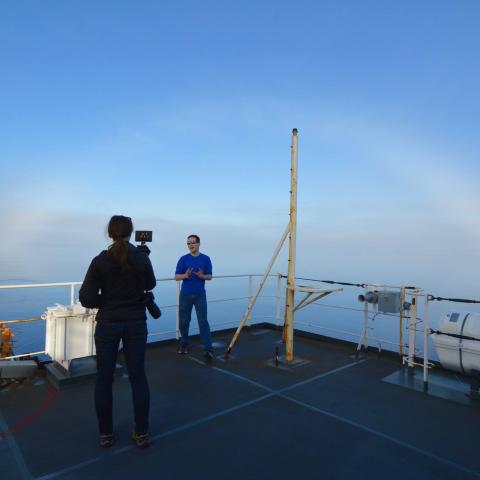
[175,253,212,294]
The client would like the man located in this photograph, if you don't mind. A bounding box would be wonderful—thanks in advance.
[175,234,214,360]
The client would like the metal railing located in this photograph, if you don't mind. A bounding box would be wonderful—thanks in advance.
[0,274,284,360]
[0,275,448,370]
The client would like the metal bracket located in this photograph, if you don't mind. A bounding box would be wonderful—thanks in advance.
[287,285,343,312]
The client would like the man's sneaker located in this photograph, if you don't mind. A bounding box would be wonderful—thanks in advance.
[177,345,189,354]
[204,350,214,361]
[132,431,149,448]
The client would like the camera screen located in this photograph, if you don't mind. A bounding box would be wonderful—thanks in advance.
[135,230,153,243]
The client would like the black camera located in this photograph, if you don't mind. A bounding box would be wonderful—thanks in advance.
[145,291,161,319]
[136,230,153,256]
[135,230,152,243]
[135,231,159,318]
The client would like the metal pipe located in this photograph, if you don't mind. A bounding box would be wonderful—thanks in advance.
[363,285,369,350]
[208,274,276,279]
[293,288,342,313]
[0,282,82,290]
[0,317,44,325]
[2,351,46,360]
[2,271,438,362]
[0,274,281,291]
[63,317,67,365]
[208,297,251,304]
[399,286,405,358]
[225,223,290,357]
[363,282,415,290]
[0,275,423,291]
[175,281,180,340]
[405,359,434,369]
[407,291,418,369]
[423,293,430,391]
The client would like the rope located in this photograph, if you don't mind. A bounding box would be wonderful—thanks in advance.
[427,295,480,304]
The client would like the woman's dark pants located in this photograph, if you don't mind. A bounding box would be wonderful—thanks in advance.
[94,321,150,435]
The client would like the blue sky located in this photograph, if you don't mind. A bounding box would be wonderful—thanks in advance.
[1,1,480,296]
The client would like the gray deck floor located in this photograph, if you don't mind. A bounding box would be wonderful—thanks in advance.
[1,326,480,480]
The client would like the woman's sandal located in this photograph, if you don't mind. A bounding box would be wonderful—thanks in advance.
[99,433,115,448]
[132,431,150,448]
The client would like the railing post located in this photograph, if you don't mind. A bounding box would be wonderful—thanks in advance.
[399,286,406,358]
[70,284,75,305]
[407,291,418,371]
[63,317,67,366]
[275,273,282,325]
[423,293,430,391]
[363,284,369,350]
[176,281,181,340]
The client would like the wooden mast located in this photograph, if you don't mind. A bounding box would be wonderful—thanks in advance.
[284,128,298,361]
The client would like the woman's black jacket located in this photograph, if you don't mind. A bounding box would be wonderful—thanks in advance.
[79,243,156,323]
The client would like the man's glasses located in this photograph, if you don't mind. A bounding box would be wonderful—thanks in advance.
[187,241,198,245]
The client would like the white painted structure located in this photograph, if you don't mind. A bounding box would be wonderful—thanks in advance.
[432,312,480,375]
[44,303,97,369]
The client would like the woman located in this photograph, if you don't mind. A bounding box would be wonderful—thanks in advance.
[79,215,156,448]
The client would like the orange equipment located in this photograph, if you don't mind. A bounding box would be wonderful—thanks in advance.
[0,322,14,358]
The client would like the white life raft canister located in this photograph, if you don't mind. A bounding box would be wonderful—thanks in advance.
[431,312,480,375]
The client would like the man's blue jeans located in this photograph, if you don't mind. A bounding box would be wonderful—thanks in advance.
[94,321,150,435]
[179,292,212,351]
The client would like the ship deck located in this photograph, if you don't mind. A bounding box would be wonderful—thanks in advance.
[1,325,480,480]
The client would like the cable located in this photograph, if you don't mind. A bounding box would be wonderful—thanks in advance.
[427,294,480,304]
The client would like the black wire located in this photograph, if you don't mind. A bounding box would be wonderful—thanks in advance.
[280,276,479,302]
[427,295,480,304]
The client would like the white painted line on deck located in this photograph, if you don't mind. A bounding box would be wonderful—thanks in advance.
[188,356,206,366]
[0,408,32,480]
[34,392,275,480]
[210,359,366,395]
[198,359,480,479]
[279,360,366,394]
[279,393,480,479]
[34,356,480,480]
[210,366,277,392]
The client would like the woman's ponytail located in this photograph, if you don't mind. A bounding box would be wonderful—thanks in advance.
[107,215,133,271]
